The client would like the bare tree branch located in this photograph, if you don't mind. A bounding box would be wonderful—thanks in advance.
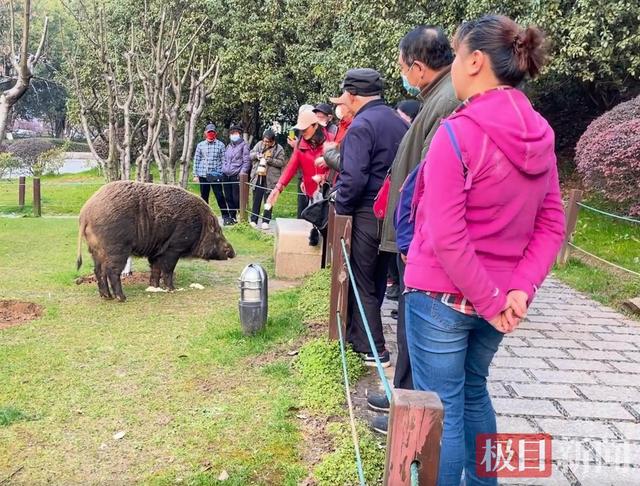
[30,16,49,67]
[9,0,18,71]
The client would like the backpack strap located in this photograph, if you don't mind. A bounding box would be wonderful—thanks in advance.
[442,120,472,190]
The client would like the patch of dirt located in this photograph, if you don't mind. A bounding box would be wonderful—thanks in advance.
[75,272,152,285]
[0,300,43,329]
[297,414,340,485]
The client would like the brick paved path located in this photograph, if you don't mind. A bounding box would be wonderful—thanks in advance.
[370,277,640,486]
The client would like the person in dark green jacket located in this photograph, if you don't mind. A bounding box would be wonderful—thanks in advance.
[369,25,459,436]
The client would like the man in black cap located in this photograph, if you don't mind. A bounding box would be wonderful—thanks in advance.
[313,103,338,136]
[330,68,408,367]
[193,123,228,218]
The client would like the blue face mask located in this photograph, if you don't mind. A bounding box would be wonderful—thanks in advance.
[402,73,420,97]
[230,134,241,143]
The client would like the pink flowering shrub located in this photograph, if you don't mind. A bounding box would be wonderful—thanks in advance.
[575,96,640,215]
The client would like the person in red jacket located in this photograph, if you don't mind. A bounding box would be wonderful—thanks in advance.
[317,103,354,185]
[266,110,334,245]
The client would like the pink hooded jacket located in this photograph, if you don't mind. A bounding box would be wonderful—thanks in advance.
[404,88,565,319]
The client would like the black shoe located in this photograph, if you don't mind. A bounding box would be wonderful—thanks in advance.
[363,349,391,368]
[386,284,400,301]
[223,218,231,226]
[367,392,390,413]
[370,415,388,435]
[390,309,398,320]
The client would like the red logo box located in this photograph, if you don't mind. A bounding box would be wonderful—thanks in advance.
[476,433,552,478]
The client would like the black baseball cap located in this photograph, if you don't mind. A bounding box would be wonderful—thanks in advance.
[330,68,384,104]
[313,103,333,115]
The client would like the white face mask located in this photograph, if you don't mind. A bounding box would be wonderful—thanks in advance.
[335,105,344,120]
[230,134,241,142]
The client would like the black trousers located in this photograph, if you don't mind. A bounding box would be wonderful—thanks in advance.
[251,175,273,223]
[387,253,399,285]
[394,253,413,389]
[297,175,309,218]
[198,175,229,218]
[347,206,390,354]
[223,174,240,220]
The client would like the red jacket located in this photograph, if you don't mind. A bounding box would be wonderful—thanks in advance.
[335,117,352,144]
[277,128,334,197]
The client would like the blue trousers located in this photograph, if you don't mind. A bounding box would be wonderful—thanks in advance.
[405,292,504,486]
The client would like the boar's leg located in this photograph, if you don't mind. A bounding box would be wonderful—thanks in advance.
[92,256,112,299]
[148,258,161,288]
[107,270,126,302]
[105,257,128,302]
[159,253,180,291]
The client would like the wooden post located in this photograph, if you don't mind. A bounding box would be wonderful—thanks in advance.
[325,204,336,267]
[239,173,249,222]
[556,189,583,265]
[384,389,443,486]
[33,177,41,217]
[18,176,25,208]
[329,213,352,340]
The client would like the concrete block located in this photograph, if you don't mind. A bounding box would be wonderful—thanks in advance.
[492,398,562,417]
[577,385,640,402]
[559,400,636,420]
[537,418,616,439]
[510,383,581,400]
[274,218,322,278]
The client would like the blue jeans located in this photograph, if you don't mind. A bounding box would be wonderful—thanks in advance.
[405,292,504,486]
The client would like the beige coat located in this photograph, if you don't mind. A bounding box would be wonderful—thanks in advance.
[249,141,286,190]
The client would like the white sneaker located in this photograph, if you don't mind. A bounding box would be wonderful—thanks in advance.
[261,222,270,230]
[249,221,257,228]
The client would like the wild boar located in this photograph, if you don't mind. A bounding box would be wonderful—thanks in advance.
[77,181,235,301]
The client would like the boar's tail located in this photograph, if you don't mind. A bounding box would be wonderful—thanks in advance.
[76,219,85,270]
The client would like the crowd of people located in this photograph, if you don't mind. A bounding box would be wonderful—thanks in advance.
[194,14,566,486]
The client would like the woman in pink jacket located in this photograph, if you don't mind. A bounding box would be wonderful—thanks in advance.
[404,15,565,485]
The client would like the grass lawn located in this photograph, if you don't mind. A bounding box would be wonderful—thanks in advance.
[0,169,301,219]
[553,199,640,315]
[0,218,313,484]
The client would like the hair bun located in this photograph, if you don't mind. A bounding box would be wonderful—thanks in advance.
[513,26,546,78]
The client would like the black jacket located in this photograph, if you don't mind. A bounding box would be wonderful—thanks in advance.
[335,99,408,215]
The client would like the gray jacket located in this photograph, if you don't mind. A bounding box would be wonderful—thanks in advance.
[222,140,251,177]
[249,141,286,189]
[379,68,459,253]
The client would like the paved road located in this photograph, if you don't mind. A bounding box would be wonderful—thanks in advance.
[369,277,640,486]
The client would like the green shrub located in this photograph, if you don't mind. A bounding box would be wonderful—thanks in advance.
[294,338,365,415]
[224,221,273,242]
[298,268,331,324]
[314,421,385,486]
[0,152,23,179]
[8,138,69,176]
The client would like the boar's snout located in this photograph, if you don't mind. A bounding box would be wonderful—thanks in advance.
[225,242,236,259]
[209,240,235,260]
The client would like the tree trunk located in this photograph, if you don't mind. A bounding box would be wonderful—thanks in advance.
[0,95,10,142]
[0,1,48,142]
[52,112,65,138]
[179,83,205,187]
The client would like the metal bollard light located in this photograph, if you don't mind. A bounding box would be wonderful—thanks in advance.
[238,263,268,335]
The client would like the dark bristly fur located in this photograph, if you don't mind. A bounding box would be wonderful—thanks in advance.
[77,181,235,301]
